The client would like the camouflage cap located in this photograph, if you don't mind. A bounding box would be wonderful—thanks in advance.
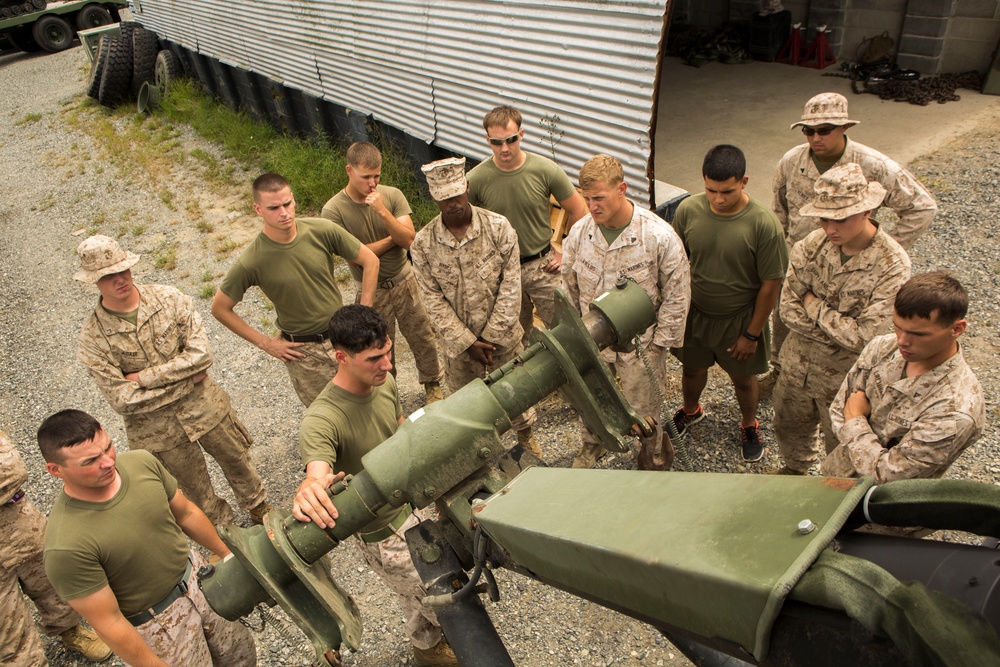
[799,163,886,220]
[790,92,859,129]
[421,157,467,201]
[73,235,141,283]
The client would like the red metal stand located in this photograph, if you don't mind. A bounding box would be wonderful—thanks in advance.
[800,24,837,69]
[776,22,805,65]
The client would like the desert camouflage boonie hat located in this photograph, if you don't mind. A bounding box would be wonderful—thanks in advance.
[799,163,886,220]
[790,92,860,129]
[73,235,141,283]
[421,157,468,201]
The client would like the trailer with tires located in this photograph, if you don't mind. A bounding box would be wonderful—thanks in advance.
[85,21,180,109]
[0,0,125,54]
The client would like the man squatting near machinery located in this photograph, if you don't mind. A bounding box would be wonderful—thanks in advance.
[561,153,691,470]
[771,163,911,475]
[292,305,458,667]
[1,431,112,665]
[74,235,271,526]
[466,105,588,353]
[410,156,540,457]
[212,172,380,408]
[321,141,446,405]
[764,91,937,395]
[820,272,985,484]
[39,409,256,667]
[670,144,788,462]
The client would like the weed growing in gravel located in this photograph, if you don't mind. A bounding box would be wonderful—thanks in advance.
[155,246,178,270]
[131,225,146,236]
[198,284,216,299]
[215,237,243,256]
[15,113,42,126]
[159,190,176,210]
[196,220,214,233]
[201,270,214,282]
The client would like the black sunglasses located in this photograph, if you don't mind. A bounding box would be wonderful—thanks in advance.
[488,133,521,147]
[802,126,838,137]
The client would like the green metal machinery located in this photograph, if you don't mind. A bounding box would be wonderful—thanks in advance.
[199,279,1000,666]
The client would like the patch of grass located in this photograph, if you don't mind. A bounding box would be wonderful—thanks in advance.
[154,245,178,270]
[198,284,216,299]
[196,220,214,233]
[130,225,146,236]
[159,190,176,210]
[14,113,42,126]
[201,270,214,282]
[215,237,242,256]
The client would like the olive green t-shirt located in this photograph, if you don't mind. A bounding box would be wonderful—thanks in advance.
[467,152,576,257]
[219,217,362,335]
[43,451,189,616]
[298,376,404,531]
[672,194,788,318]
[321,185,412,282]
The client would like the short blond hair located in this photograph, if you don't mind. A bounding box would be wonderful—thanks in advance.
[579,154,624,190]
[483,105,521,131]
[346,142,382,169]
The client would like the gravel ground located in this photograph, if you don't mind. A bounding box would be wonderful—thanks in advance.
[1,44,998,667]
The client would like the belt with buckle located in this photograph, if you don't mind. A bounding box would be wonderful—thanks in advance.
[520,243,551,265]
[8,489,25,504]
[366,264,412,291]
[358,504,413,543]
[126,558,192,626]
[281,330,329,343]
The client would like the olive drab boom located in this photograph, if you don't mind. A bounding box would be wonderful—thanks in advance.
[198,280,1000,667]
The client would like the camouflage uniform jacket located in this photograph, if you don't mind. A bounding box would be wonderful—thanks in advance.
[410,206,522,359]
[821,334,985,482]
[562,204,691,363]
[0,432,46,571]
[779,226,911,392]
[78,284,230,451]
[772,138,937,249]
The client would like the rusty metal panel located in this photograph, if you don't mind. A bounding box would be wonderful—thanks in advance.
[133,0,669,203]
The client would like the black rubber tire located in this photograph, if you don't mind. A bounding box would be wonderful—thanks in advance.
[20,1,31,13]
[131,25,157,96]
[7,26,40,51]
[0,7,12,19]
[32,14,74,53]
[9,3,21,16]
[30,0,46,10]
[85,33,108,98]
[97,27,134,107]
[154,49,181,96]
[75,3,111,30]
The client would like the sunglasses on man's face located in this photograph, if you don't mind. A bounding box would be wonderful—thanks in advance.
[802,126,838,137]
[488,133,521,146]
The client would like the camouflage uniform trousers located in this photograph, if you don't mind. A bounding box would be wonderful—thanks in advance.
[152,410,266,525]
[1,499,78,667]
[284,339,339,407]
[136,551,256,667]
[363,272,443,385]
[444,343,537,432]
[579,345,667,459]
[772,367,841,473]
[354,510,442,651]
[769,298,790,370]
[518,253,558,348]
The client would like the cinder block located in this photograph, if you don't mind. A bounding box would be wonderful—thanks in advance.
[811,0,850,9]
[878,0,908,12]
[905,0,956,17]
[953,0,998,19]
[852,0,879,9]
[941,37,997,72]
[895,53,942,73]
[901,15,950,37]
[898,34,945,56]
[947,16,1000,41]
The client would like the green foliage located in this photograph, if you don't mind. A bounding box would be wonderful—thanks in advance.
[198,284,216,299]
[157,81,438,226]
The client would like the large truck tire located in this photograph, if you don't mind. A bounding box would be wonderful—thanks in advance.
[30,0,46,10]
[131,25,157,96]
[154,49,181,96]
[75,3,111,30]
[7,25,41,51]
[0,7,11,19]
[32,14,74,53]
[97,26,134,107]
[86,33,108,98]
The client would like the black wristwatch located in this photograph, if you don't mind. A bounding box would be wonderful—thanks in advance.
[742,331,760,342]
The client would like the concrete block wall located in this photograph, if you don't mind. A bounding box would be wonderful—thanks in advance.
[940,0,1000,73]
[841,0,907,63]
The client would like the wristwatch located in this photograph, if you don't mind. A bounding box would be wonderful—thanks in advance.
[742,331,760,342]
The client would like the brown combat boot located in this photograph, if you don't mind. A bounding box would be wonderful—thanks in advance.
[60,625,112,662]
[424,382,444,404]
[757,367,780,400]
[571,440,605,469]
[766,465,806,476]
[412,639,459,667]
[249,500,273,525]
[516,428,544,459]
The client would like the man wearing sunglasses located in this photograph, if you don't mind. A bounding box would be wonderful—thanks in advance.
[763,92,937,396]
[466,105,588,347]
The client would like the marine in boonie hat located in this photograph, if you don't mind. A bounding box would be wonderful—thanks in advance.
[799,163,887,220]
[421,157,467,201]
[73,235,141,283]
[790,92,860,130]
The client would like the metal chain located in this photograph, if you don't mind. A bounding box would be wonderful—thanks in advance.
[241,603,314,666]
[633,333,693,471]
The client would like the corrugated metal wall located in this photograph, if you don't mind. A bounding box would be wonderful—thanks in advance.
[133,0,669,204]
